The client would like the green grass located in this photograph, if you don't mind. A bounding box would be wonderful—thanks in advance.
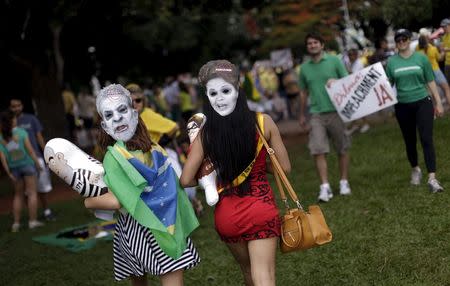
[1,118,450,285]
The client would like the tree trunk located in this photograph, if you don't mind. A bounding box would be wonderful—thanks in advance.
[31,66,68,140]
[28,25,68,140]
[52,26,64,86]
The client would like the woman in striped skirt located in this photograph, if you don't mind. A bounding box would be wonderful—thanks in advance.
[84,84,200,286]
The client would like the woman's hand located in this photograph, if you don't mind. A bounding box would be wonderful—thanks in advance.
[8,172,16,182]
[435,102,444,117]
[180,136,204,187]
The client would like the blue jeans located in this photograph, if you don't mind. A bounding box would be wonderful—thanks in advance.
[10,165,37,178]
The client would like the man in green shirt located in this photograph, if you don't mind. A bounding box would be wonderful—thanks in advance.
[299,32,351,202]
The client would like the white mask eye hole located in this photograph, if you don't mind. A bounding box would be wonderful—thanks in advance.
[104,111,113,120]
[222,88,231,94]
[118,105,128,114]
[209,90,218,97]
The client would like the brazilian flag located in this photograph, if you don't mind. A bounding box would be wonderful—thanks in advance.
[102,141,199,259]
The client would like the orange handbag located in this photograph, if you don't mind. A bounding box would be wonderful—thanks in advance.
[256,125,332,253]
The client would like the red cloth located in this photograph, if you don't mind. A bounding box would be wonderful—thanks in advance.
[214,143,281,243]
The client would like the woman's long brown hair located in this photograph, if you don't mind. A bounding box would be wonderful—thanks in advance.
[97,117,153,158]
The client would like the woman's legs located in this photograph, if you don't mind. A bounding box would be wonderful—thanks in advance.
[439,81,450,108]
[395,103,419,168]
[129,270,183,286]
[130,274,147,286]
[23,175,38,222]
[12,178,25,225]
[226,238,278,286]
[415,98,436,175]
[226,242,253,286]
[160,269,183,286]
[248,237,277,286]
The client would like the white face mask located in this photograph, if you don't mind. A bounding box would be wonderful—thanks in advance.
[206,77,238,116]
[99,96,138,142]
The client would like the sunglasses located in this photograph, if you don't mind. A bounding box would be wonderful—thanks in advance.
[395,37,409,43]
[133,98,143,104]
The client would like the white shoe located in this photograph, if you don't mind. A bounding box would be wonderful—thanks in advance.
[339,180,351,195]
[428,178,444,193]
[345,125,359,136]
[410,168,422,186]
[359,124,370,133]
[11,223,20,233]
[29,220,44,229]
[318,184,333,202]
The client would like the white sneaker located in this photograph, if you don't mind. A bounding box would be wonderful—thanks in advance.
[29,220,44,229]
[318,184,333,202]
[428,178,444,193]
[359,124,370,133]
[339,180,351,195]
[345,125,359,136]
[410,168,422,186]
[11,223,20,233]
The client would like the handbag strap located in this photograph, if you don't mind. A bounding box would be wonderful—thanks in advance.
[256,124,304,210]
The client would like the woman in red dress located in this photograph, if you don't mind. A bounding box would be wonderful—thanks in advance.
[181,60,291,286]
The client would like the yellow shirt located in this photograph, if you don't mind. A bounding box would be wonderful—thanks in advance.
[416,44,440,71]
[179,91,194,112]
[443,33,450,65]
[140,108,178,143]
[62,90,76,115]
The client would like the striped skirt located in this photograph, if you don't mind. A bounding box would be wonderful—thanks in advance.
[113,213,200,281]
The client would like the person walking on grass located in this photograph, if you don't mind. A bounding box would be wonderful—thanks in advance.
[84,84,200,286]
[181,60,291,286]
[10,98,56,221]
[386,29,444,193]
[298,32,351,202]
[0,110,44,232]
[416,34,450,109]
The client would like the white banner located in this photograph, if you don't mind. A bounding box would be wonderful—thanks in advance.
[326,62,397,122]
[270,49,293,70]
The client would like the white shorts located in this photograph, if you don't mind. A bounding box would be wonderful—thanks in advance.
[37,157,52,193]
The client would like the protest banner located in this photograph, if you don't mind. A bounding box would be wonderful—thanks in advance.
[326,62,397,122]
[270,49,293,70]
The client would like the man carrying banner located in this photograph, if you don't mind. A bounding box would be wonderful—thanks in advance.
[299,32,351,202]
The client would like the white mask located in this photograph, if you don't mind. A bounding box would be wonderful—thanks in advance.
[206,77,238,116]
[99,95,138,142]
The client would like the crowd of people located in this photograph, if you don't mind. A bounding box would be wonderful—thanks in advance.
[1,17,450,286]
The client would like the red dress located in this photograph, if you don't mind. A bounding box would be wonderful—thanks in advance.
[214,141,281,243]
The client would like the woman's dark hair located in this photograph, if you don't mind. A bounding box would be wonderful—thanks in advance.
[97,117,153,156]
[199,60,256,192]
[198,60,240,91]
[179,81,189,93]
[1,110,15,142]
[418,35,429,52]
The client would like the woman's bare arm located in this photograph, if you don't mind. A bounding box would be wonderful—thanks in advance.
[84,191,121,210]
[24,137,42,171]
[263,114,291,174]
[180,136,204,187]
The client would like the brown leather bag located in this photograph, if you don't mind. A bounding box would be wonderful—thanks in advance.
[256,125,332,253]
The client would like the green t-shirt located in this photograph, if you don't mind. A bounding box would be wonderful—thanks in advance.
[299,53,348,113]
[385,52,434,103]
[0,127,34,169]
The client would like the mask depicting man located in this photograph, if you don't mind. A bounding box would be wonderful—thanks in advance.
[96,84,139,142]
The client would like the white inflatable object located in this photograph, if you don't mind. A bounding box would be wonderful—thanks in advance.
[187,113,219,206]
[44,138,113,220]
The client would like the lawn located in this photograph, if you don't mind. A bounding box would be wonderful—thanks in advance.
[1,117,450,286]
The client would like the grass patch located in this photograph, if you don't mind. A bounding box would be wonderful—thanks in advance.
[1,118,450,285]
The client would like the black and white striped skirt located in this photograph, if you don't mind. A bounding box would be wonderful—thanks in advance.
[113,213,200,281]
